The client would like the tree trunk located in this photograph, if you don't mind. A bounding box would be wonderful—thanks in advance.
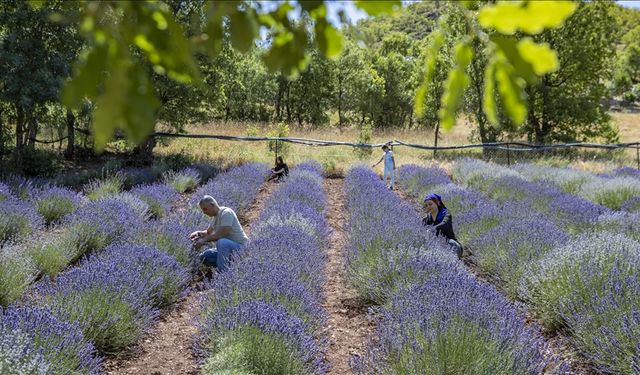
[285,84,291,123]
[15,104,24,151]
[337,74,344,127]
[27,113,37,149]
[132,136,156,164]
[65,109,75,159]
[433,122,440,158]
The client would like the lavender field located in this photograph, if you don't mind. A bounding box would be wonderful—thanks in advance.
[1,159,639,374]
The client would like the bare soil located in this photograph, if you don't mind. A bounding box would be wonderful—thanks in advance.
[321,178,377,375]
[102,181,276,375]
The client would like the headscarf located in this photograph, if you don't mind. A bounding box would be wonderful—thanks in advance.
[424,193,447,223]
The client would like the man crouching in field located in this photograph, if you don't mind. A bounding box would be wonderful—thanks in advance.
[190,195,249,272]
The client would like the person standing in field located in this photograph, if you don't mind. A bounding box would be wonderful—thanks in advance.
[190,195,249,272]
[372,144,396,190]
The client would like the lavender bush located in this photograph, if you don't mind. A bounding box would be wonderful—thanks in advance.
[513,163,596,194]
[25,235,72,278]
[356,269,549,375]
[127,212,204,269]
[201,301,322,375]
[594,212,640,243]
[83,173,124,201]
[131,182,180,218]
[199,162,327,374]
[0,244,37,306]
[109,192,152,221]
[348,165,551,374]
[190,162,267,213]
[2,175,38,200]
[0,182,13,202]
[519,232,640,374]
[0,306,101,374]
[62,197,145,263]
[190,162,220,183]
[164,167,201,193]
[469,219,570,297]
[397,164,452,197]
[31,185,84,225]
[31,244,186,354]
[578,176,640,210]
[609,166,640,180]
[0,199,44,244]
[121,166,158,189]
[345,166,457,303]
[622,196,640,213]
[452,158,522,192]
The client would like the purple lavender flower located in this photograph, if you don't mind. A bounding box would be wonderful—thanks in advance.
[357,269,548,374]
[164,167,201,193]
[0,199,44,244]
[519,232,640,374]
[0,182,13,202]
[198,162,327,374]
[200,300,326,374]
[0,243,37,306]
[31,185,84,225]
[128,216,198,269]
[131,183,181,218]
[190,162,267,214]
[63,197,145,261]
[0,305,102,374]
[397,164,452,199]
[190,162,220,184]
[345,166,453,303]
[1,175,39,200]
[622,196,640,214]
[83,173,124,201]
[469,219,570,297]
[92,244,190,307]
[30,244,180,354]
[294,160,324,176]
[121,166,157,189]
[611,166,640,180]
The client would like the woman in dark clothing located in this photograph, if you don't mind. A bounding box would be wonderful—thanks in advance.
[422,193,463,259]
[268,156,289,182]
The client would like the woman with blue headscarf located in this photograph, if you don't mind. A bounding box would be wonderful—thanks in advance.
[422,193,463,259]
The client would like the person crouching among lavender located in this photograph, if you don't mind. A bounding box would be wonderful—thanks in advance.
[190,195,249,272]
[422,193,463,259]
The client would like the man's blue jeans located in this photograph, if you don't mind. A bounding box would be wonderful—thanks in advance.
[198,238,244,272]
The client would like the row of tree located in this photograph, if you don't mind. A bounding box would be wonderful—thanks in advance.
[0,1,637,162]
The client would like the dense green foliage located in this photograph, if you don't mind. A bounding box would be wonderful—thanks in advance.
[0,0,637,162]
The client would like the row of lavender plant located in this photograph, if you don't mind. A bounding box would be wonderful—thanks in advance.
[401,161,640,374]
[0,164,211,245]
[197,161,328,374]
[463,159,640,211]
[0,163,220,307]
[0,162,267,374]
[345,166,552,374]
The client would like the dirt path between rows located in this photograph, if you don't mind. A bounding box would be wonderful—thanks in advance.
[393,187,597,375]
[322,178,376,375]
[103,182,276,375]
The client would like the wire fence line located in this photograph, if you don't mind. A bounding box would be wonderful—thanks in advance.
[153,132,640,169]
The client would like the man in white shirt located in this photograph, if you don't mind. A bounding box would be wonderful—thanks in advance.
[190,195,249,272]
[372,144,396,190]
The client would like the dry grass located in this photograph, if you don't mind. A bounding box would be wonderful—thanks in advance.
[155,117,477,174]
[154,112,640,174]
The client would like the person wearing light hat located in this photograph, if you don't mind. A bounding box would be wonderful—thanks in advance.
[422,193,463,259]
